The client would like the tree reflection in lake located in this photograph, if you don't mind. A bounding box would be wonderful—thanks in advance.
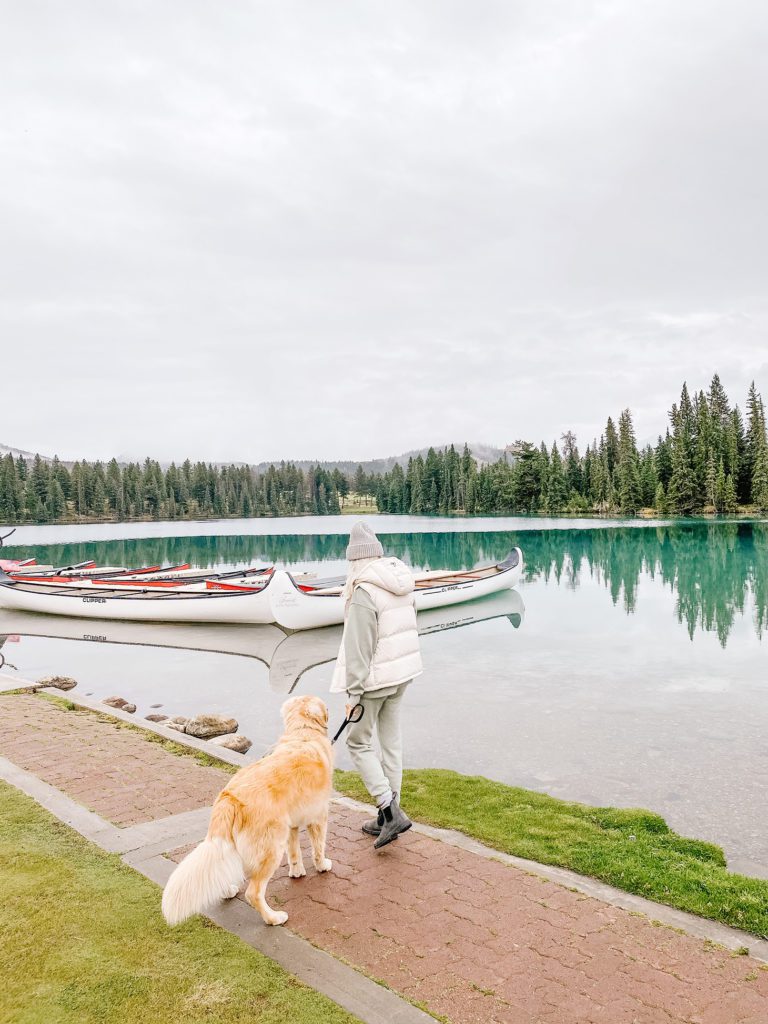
[8,521,767,645]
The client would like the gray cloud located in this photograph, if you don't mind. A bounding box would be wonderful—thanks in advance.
[1,1,766,462]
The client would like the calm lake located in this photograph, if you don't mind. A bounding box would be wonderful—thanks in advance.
[1,514,766,877]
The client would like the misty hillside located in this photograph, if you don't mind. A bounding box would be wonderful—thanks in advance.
[2,441,505,473]
[252,442,505,475]
[0,442,51,462]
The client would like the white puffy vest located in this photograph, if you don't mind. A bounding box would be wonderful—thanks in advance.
[330,580,423,694]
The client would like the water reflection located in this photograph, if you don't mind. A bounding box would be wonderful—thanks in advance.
[7,521,767,644]
[0,589,525,694]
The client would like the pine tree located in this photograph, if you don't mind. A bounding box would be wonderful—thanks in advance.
[409,456,425,514]
[731,406,748,504]
[667,385,699,515]
[616,409,641,514]
[0,454,23,520]
[46,477,66,519]
[708,373,731,477]
[746,382,768,509]
[693,390,712,505]
[654,482,667,514]
[458,443,477,513]
[752,440,768,511]
[511,442,542,512]
[655,431,673,489]
[423,448,441,514]
[639,447,658,507]
[545,443,568,514]
[715,458,726,512]
[560,430,582,495]
[723,473,738,513]
[705,450,718,510]
[604,417,619,476]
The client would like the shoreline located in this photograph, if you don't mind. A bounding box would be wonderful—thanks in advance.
[7,682,768,940]
[2,510,766,551]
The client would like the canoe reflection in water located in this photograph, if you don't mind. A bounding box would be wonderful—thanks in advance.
[0,588,524,695]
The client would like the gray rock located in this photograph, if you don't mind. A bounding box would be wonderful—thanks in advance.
[103,696,129,709]
[209,734,252,754]
[122,703,136,714]
[165,716,189,733]
[145,713,168,723]
[185,714,238,739]
[37,675,77,691]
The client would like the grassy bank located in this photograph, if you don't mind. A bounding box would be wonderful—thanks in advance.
[335,768,768,939]
[0,781,358,1024]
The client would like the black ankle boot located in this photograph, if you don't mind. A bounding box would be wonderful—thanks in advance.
[373,796,412,850]
[361,807,384,836]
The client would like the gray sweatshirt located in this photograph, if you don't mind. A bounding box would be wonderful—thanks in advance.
[344,588,401,700]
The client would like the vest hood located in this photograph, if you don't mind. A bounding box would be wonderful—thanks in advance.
[353,556,415,598]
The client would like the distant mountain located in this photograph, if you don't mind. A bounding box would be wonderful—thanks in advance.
[4,441,506,474]
[252,442,505,475]
[0,442,52,462]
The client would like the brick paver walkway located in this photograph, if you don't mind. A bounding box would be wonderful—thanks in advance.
[3,692,768,1023]
[0,694,224,825]
[171,810,768,1024]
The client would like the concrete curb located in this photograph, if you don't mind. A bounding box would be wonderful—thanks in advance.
[0,672,39,693]
[135,851,431,1024]
[0,755,121,847]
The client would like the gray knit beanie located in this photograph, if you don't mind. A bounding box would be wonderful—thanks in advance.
[346,521,384,561]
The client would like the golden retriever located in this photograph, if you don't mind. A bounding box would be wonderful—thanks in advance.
[162,694,333,927]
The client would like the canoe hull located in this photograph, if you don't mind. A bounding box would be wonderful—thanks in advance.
[270,549,524,631]
[0,578,275,625]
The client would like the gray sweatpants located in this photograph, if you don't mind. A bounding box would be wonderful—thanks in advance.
[345,684,408,804]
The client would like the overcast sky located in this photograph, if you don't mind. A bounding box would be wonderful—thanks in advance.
[2,1,767,463]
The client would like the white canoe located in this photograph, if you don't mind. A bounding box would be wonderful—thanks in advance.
[269,548,524,631]
[0,571,276,624]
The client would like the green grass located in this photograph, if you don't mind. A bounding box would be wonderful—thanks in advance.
[0,781,358,1024]
[335,768,768,939]
[340,493,378,515]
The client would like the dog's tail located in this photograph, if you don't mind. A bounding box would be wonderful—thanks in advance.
[162,794,245,926]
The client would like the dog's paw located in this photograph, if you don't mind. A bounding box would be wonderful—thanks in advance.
[316,858,333,873]
[265,910,289,926]
[224,883,240,899]
[288,863,306,879]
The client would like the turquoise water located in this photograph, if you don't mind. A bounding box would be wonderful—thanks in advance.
[1,517,766,874]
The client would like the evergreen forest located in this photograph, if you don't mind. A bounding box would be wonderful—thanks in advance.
[1,375,767,524]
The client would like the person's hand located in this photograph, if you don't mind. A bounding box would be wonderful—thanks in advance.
[345,702,354,719]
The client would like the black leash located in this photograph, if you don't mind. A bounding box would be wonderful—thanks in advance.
[252,704,364,761]
[331,703,364,745]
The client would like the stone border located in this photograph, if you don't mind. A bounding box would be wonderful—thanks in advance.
[0,753,432,1024]
[0,672,38,694]
[20,688,768,963]
[39,688,251,768]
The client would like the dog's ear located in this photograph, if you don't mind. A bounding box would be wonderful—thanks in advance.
[280,696,299,725]
[320,700,329,726]
[307,697,329,730]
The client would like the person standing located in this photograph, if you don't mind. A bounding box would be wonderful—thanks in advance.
[330,522,423,849]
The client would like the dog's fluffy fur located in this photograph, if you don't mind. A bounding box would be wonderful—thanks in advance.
[162,695,333,927]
